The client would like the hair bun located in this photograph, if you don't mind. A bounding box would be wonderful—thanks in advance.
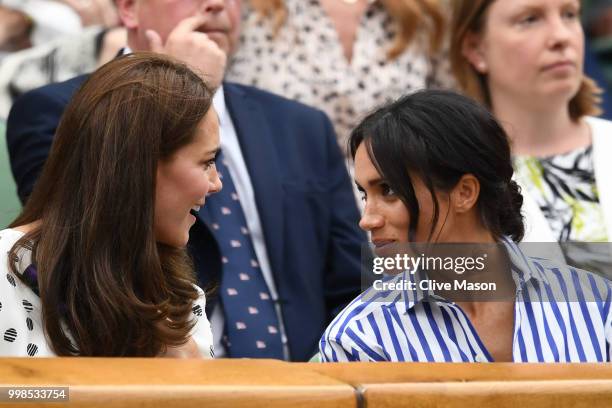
[498,180,525,241]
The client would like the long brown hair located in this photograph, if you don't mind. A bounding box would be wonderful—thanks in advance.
[450,0,601,120]
[8,53,214,356]
[249,0,446,58]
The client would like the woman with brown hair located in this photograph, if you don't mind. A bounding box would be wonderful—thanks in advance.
[226,0,455,154]
[0,53,222,357]
[450,0,612,275]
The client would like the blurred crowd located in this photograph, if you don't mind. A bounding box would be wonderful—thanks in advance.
[0,0,610,122]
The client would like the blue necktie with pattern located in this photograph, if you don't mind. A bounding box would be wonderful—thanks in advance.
[199,151,284,359]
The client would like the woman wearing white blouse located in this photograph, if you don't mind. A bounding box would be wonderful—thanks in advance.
[0,53,221,357]
[451,0,612,276]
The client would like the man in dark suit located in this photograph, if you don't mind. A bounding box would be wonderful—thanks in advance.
[7,0,365,361]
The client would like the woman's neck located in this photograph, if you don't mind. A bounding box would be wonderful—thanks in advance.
[319,0,370,63]
[491,95,590,157]
[12,221,40,234]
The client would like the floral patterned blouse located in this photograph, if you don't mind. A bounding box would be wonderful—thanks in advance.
[226,0,455,154]
[514,145,612,276]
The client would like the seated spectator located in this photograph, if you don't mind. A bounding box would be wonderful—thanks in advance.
[1,0,117,47]
[0,26,126,119]
[320,90,612,362]
[451,0,612,275]
[226,0,455,154]
[0,53,220,357]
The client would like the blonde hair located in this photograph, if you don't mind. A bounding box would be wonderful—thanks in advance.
[249,0,446,58]
[450,0,601,120]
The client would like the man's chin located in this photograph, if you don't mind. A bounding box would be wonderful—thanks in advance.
[204,33,230,52]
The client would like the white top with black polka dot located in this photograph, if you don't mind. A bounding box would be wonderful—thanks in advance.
[0,228,215,358]
[226,0,455,154]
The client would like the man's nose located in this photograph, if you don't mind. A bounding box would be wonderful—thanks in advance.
[199,0,226,13]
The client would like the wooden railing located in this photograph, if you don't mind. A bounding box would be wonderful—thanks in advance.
[305,362,612,407]
[1,359,611,407]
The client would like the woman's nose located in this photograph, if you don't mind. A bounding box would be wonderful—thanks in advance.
[547,15,574,49]
[208,167,223,195]
[359,206,384,231]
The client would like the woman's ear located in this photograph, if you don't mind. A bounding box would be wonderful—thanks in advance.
[451,174,480,213]
[462,31,488,73]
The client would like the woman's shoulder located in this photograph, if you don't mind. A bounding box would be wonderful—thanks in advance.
[0,227,37,302]
[586,116,612,137]
[190,284,214,359]
[0,228,26,273]
[0,229,52,357]
[525,255,611,301]
[0,227,25,244]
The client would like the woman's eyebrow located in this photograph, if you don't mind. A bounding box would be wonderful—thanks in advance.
[355,177,385,190]
[207,147,221,159]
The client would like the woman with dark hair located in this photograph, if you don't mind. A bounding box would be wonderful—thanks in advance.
[450,0,612,276]
[320,90,612,362]
[0,53,222,357]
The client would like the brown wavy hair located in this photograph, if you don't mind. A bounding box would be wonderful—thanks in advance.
[8,53,214,356]
[450,0,601,120]
[249,0,446,58]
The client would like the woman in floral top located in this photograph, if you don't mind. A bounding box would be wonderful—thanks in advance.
[227,0,455,155]
[451,0,612,277]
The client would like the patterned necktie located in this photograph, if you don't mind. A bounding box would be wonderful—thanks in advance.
[199,151,284,359]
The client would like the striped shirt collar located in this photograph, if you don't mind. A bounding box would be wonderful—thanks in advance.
[398,236,547,312]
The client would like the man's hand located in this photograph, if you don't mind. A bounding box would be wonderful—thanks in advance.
[145,14,227,90]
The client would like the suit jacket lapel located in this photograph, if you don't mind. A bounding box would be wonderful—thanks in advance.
[223,84,285,287]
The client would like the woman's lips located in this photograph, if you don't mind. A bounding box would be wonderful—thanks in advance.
[372,240,396,256]
[372,239,395,248]
[542,60,575,72]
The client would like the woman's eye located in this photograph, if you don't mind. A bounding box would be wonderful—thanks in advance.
[203,160,216,171]
[381,184,396,197]
[562,9,578,20]
[519,14,538,25]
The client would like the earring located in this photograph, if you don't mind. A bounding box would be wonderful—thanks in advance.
[477,61,487,72]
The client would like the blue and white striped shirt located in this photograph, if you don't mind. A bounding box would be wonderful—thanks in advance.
[320,238,612,362]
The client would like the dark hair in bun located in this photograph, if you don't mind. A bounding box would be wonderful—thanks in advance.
[349,89,524,242]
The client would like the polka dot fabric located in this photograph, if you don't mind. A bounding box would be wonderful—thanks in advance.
[0,229,49,357]
[0,229,215,358]
[227,0,455,155]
